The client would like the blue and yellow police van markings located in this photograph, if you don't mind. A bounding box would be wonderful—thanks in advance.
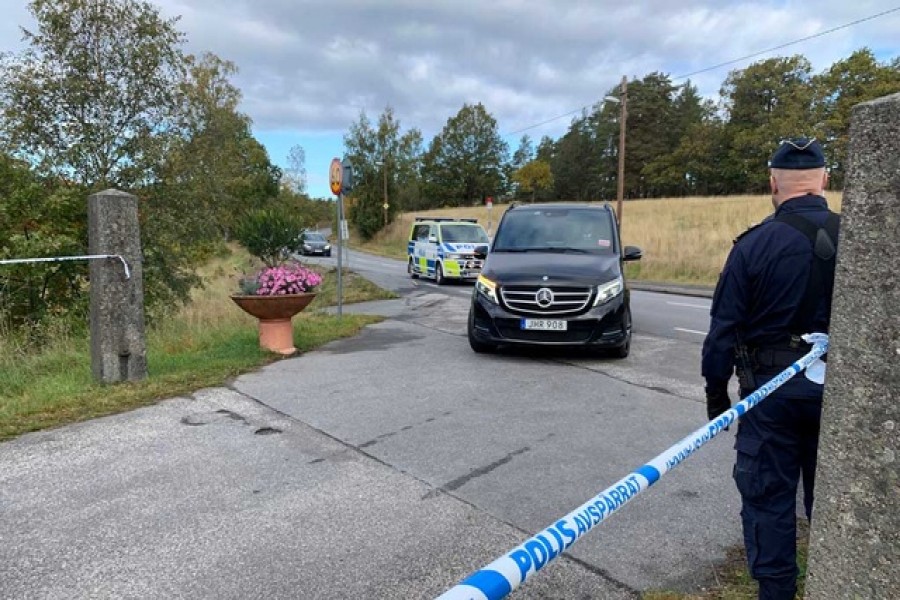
[408,241,482,278]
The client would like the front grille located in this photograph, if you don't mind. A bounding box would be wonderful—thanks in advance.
[500,285,592,315]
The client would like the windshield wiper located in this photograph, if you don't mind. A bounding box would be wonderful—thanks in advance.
[541,246,591,254]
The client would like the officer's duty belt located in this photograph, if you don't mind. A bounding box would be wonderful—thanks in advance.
[752,346,817,369]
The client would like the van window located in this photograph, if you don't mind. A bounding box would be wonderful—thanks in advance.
[440,224,490,243]
[413,224,430,241]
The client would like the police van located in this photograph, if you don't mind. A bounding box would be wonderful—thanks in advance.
[407,217,490,284]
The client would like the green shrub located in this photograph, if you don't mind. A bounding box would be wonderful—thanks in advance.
[232,208,307,267]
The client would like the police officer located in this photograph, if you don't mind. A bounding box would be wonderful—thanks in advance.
[702,138,839,600]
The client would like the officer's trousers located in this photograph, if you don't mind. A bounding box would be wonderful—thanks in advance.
[734,389,822,600]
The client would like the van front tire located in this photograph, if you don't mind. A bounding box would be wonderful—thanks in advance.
[468,310,496,353]
[408,259,419,279]
[434,263,445,285]
[609,309,632,358]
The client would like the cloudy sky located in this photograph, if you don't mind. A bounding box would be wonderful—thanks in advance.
[2,0,898,197]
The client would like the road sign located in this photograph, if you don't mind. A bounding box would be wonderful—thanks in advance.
[340,219,349,239]
[329,158,342,196]
[486,196,493,208]
[383,203,389,210]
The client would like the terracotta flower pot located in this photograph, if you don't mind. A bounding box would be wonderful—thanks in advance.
[230,293,317,355]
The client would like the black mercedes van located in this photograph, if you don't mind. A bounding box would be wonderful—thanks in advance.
[467,203,642,357]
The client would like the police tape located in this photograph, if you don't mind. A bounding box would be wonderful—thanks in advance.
[0,254,131,279]
[435,333,830,600]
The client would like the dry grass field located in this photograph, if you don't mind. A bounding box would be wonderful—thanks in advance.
[360,193,843,286]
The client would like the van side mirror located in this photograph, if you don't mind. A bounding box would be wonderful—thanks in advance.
[428,235,438,243]
[474,245,489,260]
[623,245,643,261]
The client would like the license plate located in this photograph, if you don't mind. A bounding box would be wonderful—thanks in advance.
[521,319,567,331]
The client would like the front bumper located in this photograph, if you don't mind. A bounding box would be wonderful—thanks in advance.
[441,257,484,279]
[469,289,629,347]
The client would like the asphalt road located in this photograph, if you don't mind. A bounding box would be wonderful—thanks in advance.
[0,250,745,600]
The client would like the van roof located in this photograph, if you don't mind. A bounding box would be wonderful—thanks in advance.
[507,202,612,212]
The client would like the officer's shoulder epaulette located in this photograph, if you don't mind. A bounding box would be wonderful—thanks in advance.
[733,214,774,244]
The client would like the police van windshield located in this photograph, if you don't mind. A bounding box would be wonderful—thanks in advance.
[493,208,615,254]
[441,224,489,243]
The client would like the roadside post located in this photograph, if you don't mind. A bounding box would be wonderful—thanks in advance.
[329,158,344,318]
[341,158,353,271]
[486,196,493,236]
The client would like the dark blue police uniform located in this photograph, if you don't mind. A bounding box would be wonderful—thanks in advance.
[701,139,839,600]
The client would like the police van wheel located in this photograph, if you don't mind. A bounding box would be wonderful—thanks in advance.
[434,263,445,285]
[408,259,419,279]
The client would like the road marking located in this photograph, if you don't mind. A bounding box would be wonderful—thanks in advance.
[667,301,710,309]
[675,327,708,336]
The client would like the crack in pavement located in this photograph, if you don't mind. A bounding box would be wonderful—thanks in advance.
[442,446,531,492]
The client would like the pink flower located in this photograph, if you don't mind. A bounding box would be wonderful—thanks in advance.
[250,264,323,296]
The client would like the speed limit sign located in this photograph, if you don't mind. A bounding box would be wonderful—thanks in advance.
[329,158,342,196]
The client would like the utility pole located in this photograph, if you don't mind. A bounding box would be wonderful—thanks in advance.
[616,75,627,227]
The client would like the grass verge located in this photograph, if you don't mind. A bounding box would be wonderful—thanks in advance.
[642,520,810,599]
[0,248,394,442]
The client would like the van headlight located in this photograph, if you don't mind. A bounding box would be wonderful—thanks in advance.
[593,276,623,306]
[476,274,498,304]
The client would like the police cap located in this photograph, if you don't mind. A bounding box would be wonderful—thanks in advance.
[769,137,825,170]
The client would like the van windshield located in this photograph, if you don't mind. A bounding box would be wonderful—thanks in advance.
[441,224,489,243]
[493,208,615,254]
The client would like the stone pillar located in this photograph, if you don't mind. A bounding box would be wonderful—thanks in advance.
[805,93,900,598]
[88,189,147,383]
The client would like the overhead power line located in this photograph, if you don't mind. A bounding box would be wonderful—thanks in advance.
[505,5,900,136]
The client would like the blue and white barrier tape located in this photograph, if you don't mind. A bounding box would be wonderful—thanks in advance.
[0,254,131,279]
[436,333,830,600]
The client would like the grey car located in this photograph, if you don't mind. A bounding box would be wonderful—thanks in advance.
[299,231,332,257]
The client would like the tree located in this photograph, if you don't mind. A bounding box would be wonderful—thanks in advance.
[512,134,534,169]
[0,0,186,189]
[619,72,679,198]
[550,112,601,201]
[513,159,554,202]
[642,80,719,195]
[720,56,815,192]
[343,106,422,238]
[156,52,281,241]
[283,145,307,194]
[508,134,535,199]
[0,154,88,329]
[811,49,900,188]
[422,103,509,206]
